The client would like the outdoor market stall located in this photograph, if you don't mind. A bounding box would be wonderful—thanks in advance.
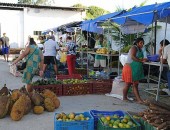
[110,2,170,101]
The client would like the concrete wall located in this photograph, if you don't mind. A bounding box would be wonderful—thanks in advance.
[0,10,23,48]
[0,8,83,48]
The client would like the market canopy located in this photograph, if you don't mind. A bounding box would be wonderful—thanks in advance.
[80,20,103,34]
[53,21,82,32]
[111,2,170,26]
[42,21,82,34]
[92,10,125,23]
[80,11,124,33]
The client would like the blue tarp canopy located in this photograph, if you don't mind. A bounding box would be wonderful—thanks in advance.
[80,19,103,34]
[80,11,124,33]
[111,2,170,26]
[42,21,82,34]
[92,10,125,23]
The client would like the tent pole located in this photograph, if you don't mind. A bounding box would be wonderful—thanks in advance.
[137,23,139,38]
[107,20,111,74]
[86,31,89,77]
[154,21,157,54]
[156,17,168,101]
[118,31,121,76]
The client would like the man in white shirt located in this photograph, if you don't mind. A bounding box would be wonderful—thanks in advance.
[42,35,59,76]
[160,39,170,94]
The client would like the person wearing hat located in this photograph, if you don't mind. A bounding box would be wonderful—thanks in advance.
[2,33,10,62]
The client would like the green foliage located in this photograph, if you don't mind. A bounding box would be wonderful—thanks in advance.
[18,0,54,5]
[86,6,109,19]
[72,3,109,20]
[72,4,86,8]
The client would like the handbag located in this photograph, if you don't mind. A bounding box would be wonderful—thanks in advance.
[21,48,37,70]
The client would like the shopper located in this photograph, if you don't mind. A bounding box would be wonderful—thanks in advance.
[0,38,3,55]
[62,36,76,75]
[58,37,64,47]
[49,31,55,41]
[94,34,107,71]
[122,37,146,104]
[42,35,60,76]
[2,33,10,62]
[12,37,44,92]
[159,39,170,94]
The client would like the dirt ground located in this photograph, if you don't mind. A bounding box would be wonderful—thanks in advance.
[0,55,169,130]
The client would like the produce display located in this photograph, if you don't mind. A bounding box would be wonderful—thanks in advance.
[139,102,170,130]
[62,79,88,84]
[96,48,109,54]
[31,78,62,86]
[99,114,137,128]
[0,85,60,121]
[56,112,90,121]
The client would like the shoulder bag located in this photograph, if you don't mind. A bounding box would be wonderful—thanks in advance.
[21,48,37,70]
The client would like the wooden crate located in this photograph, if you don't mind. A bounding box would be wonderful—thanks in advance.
[62,83,93,96]
[92,80,112,94]
[32,84,63,96]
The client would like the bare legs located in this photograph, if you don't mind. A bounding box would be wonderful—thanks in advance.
[3,54,9,62]
[132,83,143,103]
[42,64,58,76]
[3,54,6,61]
[26,84,33,92]
[53,64,58,75]
[123,82,143,103]
[123,83,131,100]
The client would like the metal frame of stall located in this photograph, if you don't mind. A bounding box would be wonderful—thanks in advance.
[111,6,170,101]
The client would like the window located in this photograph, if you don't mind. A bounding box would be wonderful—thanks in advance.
[33,31,42,35]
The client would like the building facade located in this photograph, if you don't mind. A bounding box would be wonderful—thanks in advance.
[0,3,85,48]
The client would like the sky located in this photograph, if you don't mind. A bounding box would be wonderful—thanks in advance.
[0,0,170,12]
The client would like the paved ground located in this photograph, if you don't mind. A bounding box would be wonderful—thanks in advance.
[0,55,169,130]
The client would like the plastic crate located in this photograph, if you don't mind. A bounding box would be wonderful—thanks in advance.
[54,112,94,130]
[92,80,112,94]
[57,74,82,80]
[140,118,156,130]
[147,54,159,62]
[97,111,141,130]
[62,83,93,96]
[32,84,63,96]
[90,110,126,130]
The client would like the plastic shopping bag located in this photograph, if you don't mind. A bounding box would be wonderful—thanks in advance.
[60,52,67,63]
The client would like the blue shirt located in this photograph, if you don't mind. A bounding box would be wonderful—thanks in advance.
[65,41,76,55]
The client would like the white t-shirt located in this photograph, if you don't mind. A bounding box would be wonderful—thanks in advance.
[163,44,170,68]
[43,39,59,56]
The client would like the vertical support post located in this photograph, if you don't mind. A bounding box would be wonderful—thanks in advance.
[154,21,157,54]
[156,18,167,101]
[118,31,121,76]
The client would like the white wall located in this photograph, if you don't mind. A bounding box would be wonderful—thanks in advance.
[0,8,83,48]
[24,8,83,46]
[0,10,23,48]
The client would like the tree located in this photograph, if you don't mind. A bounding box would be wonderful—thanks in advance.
[18,0,54,5]
[86,6,109,19]
[72,4,109,20]
[72,4,86,8]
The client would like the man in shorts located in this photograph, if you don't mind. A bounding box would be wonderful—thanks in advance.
[2,33,10,62]
[42,35,59,76]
